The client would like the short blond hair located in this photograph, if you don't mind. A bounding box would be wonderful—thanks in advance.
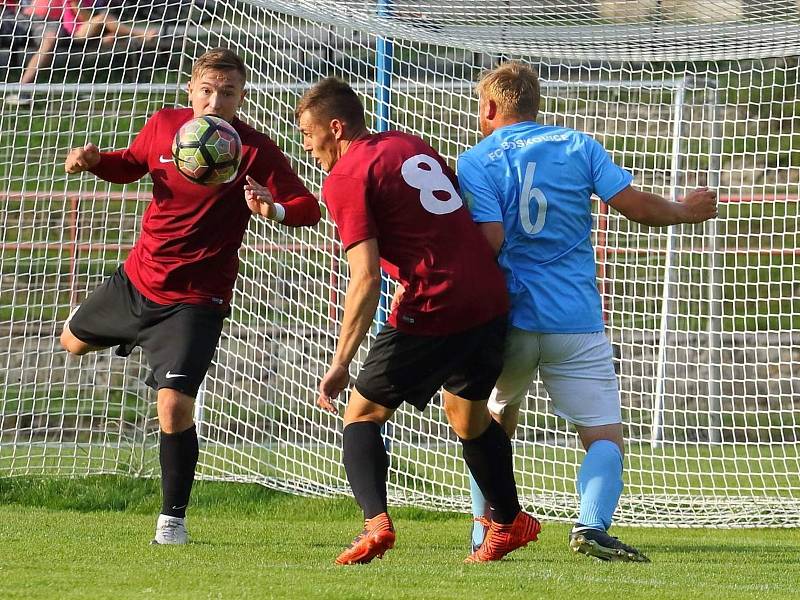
[476,61,540,119]
[192,48,247,83]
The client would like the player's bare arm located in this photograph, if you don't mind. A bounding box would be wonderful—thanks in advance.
[390,284,405,312]
[317,238,382,414]
[64,143,101,174]
[608,185,718,226]
[477,222,505,256]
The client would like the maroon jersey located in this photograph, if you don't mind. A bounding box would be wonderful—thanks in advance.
[323,131,509,335]
[89,107,320,306]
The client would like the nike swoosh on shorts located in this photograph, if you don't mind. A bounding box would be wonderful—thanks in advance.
[159,155,172,163]
[165,371,188,379]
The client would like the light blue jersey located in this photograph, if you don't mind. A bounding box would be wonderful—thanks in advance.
[458,121,632,333]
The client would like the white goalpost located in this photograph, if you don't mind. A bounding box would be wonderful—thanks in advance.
[1,0,799,527]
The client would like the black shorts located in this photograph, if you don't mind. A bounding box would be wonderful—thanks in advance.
[354,315,508,411]
[68,265,228,398]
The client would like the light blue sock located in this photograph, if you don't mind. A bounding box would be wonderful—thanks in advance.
[576,439,623,531]
[469,471,489,547]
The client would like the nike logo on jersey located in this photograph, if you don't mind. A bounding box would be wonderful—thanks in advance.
[159,155,173,163]
[165,371,187,379]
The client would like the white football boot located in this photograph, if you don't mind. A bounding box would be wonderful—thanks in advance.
[151,514,189,545]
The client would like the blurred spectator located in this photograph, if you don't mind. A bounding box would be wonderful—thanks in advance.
[159,0,217,26]
[4,0,62,106]
[5,0,159,107]
[1,1,19,50]
[69,0,158,48]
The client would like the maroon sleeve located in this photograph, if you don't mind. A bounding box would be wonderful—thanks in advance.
[88,113,156,184]
[252,138,320,227]
[322,174,376,250]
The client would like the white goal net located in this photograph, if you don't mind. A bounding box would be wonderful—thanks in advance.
[1,0,799,527]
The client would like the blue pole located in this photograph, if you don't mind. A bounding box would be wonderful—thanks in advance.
[375,0,394,453]
[374,0,393,333]
[376,0,393,133]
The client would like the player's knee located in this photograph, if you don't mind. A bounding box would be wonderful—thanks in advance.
[447,409,491,440]
[342,405,391,427]
[342,390,393,427]
[454,420,491,440]
[159,412,194,434]
[449,421,471,439]
[157,390,195,433]
[60,329,89,355]
[442,393,491,439]
[579,425,625,456]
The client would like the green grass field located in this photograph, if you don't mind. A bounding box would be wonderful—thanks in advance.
[0,476,798,600]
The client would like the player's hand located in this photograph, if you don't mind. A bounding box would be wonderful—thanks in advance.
[65,143,100,174]
[244,175,277,218]
[680,187,718,223]
[317,363,350,415]
[390,284,405,312]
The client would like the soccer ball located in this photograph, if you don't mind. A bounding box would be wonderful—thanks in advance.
[172,115,242,185]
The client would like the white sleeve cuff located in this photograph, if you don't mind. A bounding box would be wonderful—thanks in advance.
[272,203,286,222]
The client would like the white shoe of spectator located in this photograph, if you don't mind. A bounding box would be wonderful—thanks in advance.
[4,92,33,107]
[150,514,189,545]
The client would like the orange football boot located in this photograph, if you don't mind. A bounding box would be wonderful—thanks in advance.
[335,512,396,565]
[465,511,541,563]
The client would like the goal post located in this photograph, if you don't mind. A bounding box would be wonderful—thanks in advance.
[1,0,799,527]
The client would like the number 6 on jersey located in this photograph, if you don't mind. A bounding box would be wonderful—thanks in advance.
[520,161,548,234]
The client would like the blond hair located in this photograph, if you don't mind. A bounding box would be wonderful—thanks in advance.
[476,61,540,119]
[191,48,247,83]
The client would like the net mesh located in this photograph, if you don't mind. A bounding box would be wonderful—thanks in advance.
[1,0,799,527]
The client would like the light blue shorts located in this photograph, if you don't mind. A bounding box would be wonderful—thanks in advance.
[488,328,621,427]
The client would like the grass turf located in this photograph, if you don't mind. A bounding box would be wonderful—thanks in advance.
[0,476,798,599]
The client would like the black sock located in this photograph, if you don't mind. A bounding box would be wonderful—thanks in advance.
[460,419,521,524]
[160,425,199,519]
[343,421,389,519]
